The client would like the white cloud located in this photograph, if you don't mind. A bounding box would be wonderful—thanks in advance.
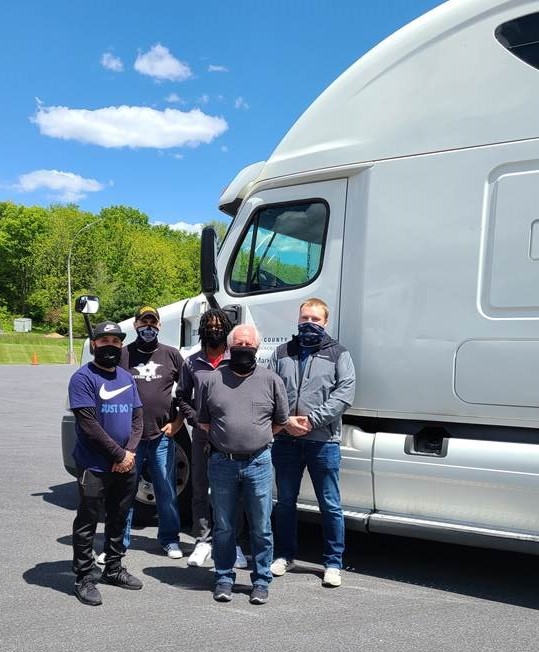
[31,104,228,149]
[198,94,209,104]
[153,220,203,234]
[221,145,228,153]
[208,64,229,73]
[165,93,185,104]
[14,169,107,202]
[234,96,249,110]
[135,44,191,81]
[101,52,124,72]
[172,153,184,159]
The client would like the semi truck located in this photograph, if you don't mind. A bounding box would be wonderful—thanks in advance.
[63,0,539,552]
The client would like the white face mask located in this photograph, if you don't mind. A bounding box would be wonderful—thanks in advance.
[136,325,159,343]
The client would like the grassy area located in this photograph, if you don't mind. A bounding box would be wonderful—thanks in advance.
[0,333,85,364]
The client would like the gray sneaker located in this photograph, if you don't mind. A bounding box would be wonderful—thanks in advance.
[101,566,143,590]
[74,576,102,606]
[250,585,269,605]
[213,581,233,602]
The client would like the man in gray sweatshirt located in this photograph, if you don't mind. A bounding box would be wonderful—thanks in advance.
[269,298,356,588]
[198,324,288,605]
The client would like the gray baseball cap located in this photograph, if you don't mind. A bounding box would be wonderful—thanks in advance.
[91,321,126,341]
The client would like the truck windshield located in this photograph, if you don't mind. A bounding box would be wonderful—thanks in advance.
[228,200,328,294]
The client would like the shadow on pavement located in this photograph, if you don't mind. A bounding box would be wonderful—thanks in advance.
[143,563,255,599]
[31,482,78,511]
[143,564,214,592]
[295,522,539,610]
[23,560,74,596]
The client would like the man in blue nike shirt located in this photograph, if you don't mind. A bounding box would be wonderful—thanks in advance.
[68,321,144,606]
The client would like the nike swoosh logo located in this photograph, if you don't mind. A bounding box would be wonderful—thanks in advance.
[99,384,132,400]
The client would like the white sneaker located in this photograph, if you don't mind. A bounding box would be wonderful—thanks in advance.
[270,558,296,576]
[187,541,212,567]
[164,543,183,559]
[234,545,248,569]
[96,552,107,566]
[322,567,341,587]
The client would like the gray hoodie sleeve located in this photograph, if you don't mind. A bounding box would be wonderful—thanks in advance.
[308,350,356,429]
[268,349,278,373]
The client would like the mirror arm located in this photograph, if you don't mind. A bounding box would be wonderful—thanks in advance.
[82,314,94,341]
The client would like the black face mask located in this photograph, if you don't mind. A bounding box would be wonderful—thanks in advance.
[297,321,325,348]
[229,346,257,374]
[93,344,122,368]
[136,326,159,351]
[203,327,226,348]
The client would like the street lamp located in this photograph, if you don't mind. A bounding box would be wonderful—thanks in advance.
[67,220,99,364]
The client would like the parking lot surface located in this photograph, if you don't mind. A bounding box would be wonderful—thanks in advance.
[0,364,538,652]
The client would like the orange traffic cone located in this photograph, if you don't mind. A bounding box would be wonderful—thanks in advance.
[31,351,39,365]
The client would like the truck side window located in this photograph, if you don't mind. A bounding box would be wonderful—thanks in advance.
[496,12,539,70]
[228,200,328,294]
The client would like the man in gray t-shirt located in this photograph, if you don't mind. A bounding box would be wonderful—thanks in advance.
[198,324,288,605]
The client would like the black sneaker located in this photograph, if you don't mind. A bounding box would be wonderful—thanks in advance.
[101,566,143,590]
[249,585,269,605]
[213,582,233,602]
[74,576,102,606]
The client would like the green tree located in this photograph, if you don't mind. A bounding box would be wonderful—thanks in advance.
[0,202,49,314]
[0,201,203,332]
[205,219,230,248]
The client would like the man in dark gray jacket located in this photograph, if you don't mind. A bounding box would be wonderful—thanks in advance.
[269,298,355,588]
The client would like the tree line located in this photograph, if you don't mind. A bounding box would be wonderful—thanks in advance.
[0,202,226,336]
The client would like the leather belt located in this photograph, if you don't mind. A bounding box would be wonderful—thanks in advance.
[211,444,270,461]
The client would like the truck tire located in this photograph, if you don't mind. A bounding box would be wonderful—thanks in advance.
[132,425,192,526]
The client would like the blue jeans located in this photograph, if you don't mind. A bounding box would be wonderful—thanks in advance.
[124,433,181,548]
[208,448,273,588]
[272,438,344,569]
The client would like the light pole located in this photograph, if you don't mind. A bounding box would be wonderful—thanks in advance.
[67,221,99,364]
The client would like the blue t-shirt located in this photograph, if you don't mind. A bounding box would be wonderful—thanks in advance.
[69,362,142,472]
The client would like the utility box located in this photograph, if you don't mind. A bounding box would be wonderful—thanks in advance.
[14,318,32,333]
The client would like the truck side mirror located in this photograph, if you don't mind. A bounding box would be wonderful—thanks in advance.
[75,295,100,341]
[75,295,100,314]
[200,226,219,298]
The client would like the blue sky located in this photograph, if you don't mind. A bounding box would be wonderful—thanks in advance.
[0,0,444,232]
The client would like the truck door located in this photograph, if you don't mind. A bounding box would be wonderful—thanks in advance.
[214,179,347,508]
[215,179,347,360]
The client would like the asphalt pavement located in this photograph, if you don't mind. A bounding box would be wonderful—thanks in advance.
[0,364,538,652]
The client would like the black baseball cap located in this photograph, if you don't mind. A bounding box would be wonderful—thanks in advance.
[134,305,160,320]
[92,321,126,341]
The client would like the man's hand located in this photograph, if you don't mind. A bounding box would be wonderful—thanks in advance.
[112,450,136,473]
[286,415,311,437]
[161,414,184,438]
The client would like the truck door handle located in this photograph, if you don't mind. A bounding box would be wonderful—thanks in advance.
[404,430,449,458]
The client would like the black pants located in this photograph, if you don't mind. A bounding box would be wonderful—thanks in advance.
[72,467,137,579]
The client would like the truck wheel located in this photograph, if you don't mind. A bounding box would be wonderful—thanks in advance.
[132,426,192,526]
